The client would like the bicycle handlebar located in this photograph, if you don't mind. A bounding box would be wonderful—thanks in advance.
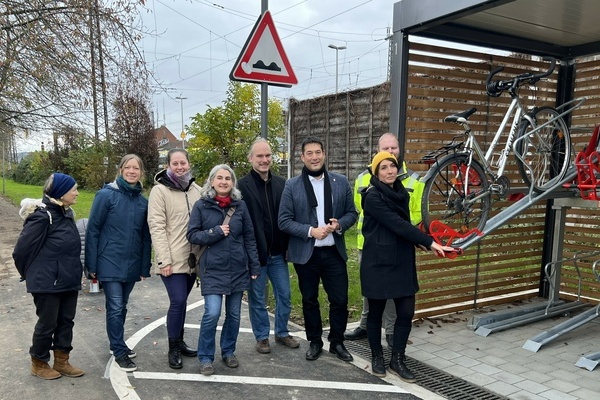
[485,57,556,97]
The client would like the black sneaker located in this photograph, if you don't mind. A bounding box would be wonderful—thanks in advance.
[115,355,137,372]
[110,348,136,358]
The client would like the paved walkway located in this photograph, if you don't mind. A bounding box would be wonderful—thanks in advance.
[2,194,598,400]
[404,300,600,400]
[0,195,439,400]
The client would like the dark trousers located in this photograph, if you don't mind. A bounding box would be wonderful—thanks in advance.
[161,273,196,339]
[293,246,348,346]
[30,291,79,362]
[367,296,415,354]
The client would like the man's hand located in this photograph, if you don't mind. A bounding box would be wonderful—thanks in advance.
[327,218,340,232]
[310,226,331,240]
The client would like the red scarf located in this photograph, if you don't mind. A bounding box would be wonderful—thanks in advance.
[215,195,232,208]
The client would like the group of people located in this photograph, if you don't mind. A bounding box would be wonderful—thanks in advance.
[12,133,453,383]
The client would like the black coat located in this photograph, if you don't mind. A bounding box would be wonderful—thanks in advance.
[13,199,82,293]
[238,171,288,265]
[360,183,433,299]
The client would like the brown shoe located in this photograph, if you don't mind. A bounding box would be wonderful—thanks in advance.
[275,335,300,349]
[223,355,239,368]
[31,357,61,380]
[255,339,271,354]
[53,350,84,377]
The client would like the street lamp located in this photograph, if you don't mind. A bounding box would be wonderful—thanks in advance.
[328,44,347,94]
[175,96,187,149]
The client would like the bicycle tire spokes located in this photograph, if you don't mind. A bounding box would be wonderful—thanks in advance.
[422,156,491,235]
[516,106,572,192]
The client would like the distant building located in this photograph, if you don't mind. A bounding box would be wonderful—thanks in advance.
[154,125,184,168]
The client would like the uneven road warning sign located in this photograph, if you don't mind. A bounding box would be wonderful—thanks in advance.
[230,10,298,87]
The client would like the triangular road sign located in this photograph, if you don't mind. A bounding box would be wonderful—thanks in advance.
[230,11,298,87]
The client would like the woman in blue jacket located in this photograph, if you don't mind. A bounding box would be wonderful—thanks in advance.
[86,154,152,372]
[13,173,84,380]
[187,164,260,376]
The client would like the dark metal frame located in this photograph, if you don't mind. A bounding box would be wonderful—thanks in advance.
[390,0,600,297]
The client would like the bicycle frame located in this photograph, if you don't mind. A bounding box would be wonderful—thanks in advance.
[443,92,530,205]
[481,96,529,179]
[421,57,584,244]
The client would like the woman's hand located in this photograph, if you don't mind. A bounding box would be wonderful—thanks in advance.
[161,265,173,277]
[430,242,456,258]
[220,224,230,236]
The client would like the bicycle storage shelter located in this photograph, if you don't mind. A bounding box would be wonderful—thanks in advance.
[389,0,600,369]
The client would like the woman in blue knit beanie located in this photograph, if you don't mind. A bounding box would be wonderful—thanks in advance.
[13,172,84,379]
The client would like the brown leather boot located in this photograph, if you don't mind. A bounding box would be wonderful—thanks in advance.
[31,357,61,380]
[53,350,84,377]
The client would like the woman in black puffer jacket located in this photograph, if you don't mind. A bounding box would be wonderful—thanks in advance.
[13,173,84,380]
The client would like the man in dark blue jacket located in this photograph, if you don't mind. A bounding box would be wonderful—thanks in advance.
[239,138,298,354]
[278,137,358,362]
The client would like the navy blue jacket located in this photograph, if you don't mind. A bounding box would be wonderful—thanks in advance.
[187,198,260,296]
[85,180,152,282]
[13,199,82,293]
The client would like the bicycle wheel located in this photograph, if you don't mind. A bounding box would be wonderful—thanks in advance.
[516,106,571,192]
[421,155,490,235]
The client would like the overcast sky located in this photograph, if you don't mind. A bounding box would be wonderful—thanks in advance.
[141,0,399,136]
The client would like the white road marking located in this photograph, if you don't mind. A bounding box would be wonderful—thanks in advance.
[133,371,410,393]
[107,299,442,399]
[108,299,205,399]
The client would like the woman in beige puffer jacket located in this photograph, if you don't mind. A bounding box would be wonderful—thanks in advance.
[148,149,201,369]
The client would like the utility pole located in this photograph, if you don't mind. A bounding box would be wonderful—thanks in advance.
[386,26,393,82]
[176,96,187,149]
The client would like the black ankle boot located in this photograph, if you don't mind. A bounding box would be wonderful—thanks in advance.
[371,349,386,377]
[180,328,196,357]
[389,351,416,383]
[168,339,182,369]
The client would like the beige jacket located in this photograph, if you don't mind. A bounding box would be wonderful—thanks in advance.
[147,180,202,275]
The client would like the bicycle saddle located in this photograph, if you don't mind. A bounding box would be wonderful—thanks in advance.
[444,107,477,123]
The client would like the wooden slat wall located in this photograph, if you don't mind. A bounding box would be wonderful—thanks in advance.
[287,42,600,319]
[556,57,600,305]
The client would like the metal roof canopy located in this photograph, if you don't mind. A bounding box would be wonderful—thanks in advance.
[390,0,600,140]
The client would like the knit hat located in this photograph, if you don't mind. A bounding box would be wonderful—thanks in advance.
[47,173,77,199]
[370,151,399,175]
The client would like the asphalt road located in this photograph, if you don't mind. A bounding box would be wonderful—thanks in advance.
[0,195,440,400]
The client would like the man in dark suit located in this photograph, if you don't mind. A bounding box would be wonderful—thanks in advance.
[278,136,358,362]
[239,138,299,354]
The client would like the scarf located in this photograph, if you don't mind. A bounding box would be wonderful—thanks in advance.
[116,176,143,195]
[215,195,232,208]
[166,169,192,190]
[369,174,410,221]
[301,165,333,224]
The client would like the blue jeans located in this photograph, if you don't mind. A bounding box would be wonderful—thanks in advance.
[198,291,243,363]
[248,254,292,340]
[102,281,136,358]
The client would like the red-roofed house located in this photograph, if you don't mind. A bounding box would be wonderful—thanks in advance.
[154,125,184,167]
